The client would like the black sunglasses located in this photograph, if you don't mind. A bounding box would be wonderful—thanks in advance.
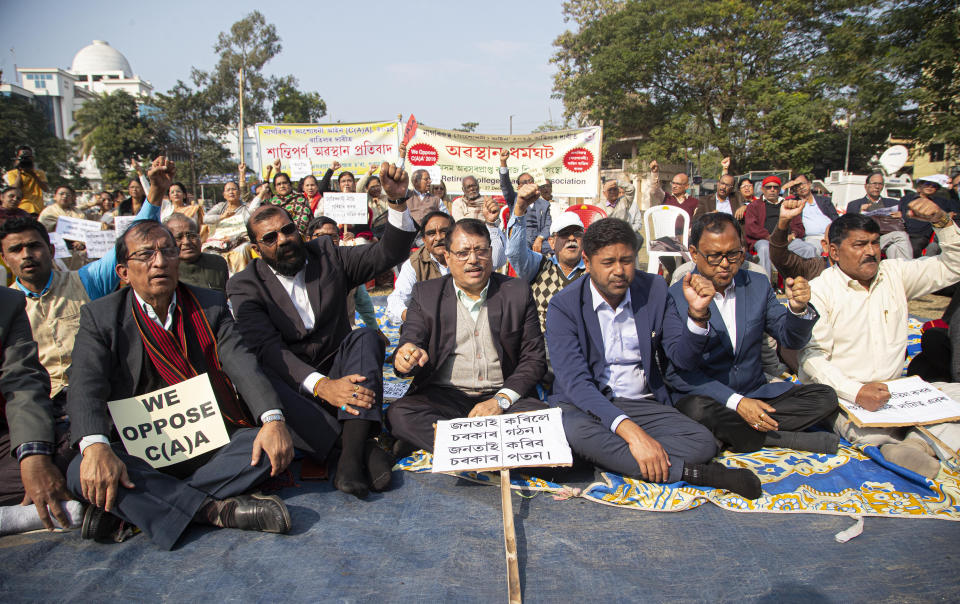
[258,222,298,246]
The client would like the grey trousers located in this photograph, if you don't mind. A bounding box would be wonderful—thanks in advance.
[558,398,717,483]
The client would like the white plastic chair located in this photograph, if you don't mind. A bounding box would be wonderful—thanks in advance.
[644,205,690,274]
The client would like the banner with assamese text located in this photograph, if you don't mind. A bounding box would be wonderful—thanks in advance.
[405,125,601,196]
[255,121,400,183]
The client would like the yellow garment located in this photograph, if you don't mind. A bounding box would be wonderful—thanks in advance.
[15,271,90,396]
[38,205,86,233]
[4,169,48,215]
[799,223,960,401]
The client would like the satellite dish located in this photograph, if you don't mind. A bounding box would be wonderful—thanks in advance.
[879,145,909,175]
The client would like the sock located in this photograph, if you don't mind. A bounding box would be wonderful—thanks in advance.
[0,500,85,536]
[365,439,393,492]
[682,462,762,499]
[764,430,840,454]
[336,419,375,497]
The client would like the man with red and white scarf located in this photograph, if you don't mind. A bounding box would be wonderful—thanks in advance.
[65,164,297,550]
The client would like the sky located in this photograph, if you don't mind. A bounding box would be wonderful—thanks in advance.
[1,0,572,134]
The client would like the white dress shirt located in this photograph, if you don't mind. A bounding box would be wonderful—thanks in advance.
[386,255,449,324]
[80,291,282,454]
[268,261,314,331]
[303,207,416,395]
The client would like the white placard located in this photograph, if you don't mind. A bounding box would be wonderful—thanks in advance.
[321,192,368,225]
[383,381,410,400]
[290,158,313,180]
[431,408,572,473]
[83,229,118,258]
[50,232,72,259]
[839,376,960,428]
[529,166,548,187]
[107,374,230,469]
[114,215,136,234]
[54,216,102,241]
[425,165,442,186]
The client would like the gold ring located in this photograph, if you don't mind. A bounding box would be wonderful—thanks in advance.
[403,354,411,361]
[354,384,359,392]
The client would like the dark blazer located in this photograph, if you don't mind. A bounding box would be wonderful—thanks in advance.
[545,273,708,430]
[743,199,805,245]
[0,288,54,453]
[227,221,415,388]
[846,195,899,215]
[693,194,742,222]
[66,285,284,446]
[666,269,818,402]
[398,273,545,397]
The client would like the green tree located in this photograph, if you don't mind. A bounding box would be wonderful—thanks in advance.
[154,78,234,195]
[0,96,86,190]
[271,75,327,123]
[454,122,479,132]
[71,90,164,185]
[552,0,856,174]
[197,11,327,128]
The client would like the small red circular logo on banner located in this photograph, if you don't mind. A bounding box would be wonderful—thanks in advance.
[408,143,439,166]
[563,148,594,173]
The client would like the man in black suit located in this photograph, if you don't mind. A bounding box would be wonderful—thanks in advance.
[844,171,911,260]
[387,218,547,455]
[67,177,294,550]
[227,163,418,498]
[0,288,74,530]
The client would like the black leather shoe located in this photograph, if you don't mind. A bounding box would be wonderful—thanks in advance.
[81,506,137,543]
[226,493,291,534]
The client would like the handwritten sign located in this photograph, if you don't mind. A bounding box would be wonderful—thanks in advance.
[289,158,313,180]
[839,376,960,428]
[50,232,72,259]
[529,166,548,187]
[114,215,136,234]
[432,408,572,473]
[383,380,411,400]
[83,229,118,258]
[321,192,368,225]
[54,216,102,241]
[107,374,230,469]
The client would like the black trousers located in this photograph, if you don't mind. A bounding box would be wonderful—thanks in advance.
[907,327,952,383]
[386,385,547,453]
[558,399,717,483]
[0,420,74,505]
[268,327,387,460]
[675,384,837,453]
[66,428,272,550]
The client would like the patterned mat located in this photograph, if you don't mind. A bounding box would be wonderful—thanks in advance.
[379,306,958,520]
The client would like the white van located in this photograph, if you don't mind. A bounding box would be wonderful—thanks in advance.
[813,171,915,211]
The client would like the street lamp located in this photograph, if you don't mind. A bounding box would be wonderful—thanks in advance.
[843,112,855,174]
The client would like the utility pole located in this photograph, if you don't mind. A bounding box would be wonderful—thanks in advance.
[843,112,855,174]
[238,68,246,194]
[509,115,515,135]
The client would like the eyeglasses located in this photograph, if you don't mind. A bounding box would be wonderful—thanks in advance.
[517,179,534,186]
[126,246,180,264]
[424,227,451,238]
[448,246,492,261]
[174,232,200,242]
[258,222,298,246]
[697,248,744,266]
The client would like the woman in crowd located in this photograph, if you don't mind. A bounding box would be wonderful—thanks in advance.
[161,181,204,224]
[734,177,758,220]
[300,174,323,216]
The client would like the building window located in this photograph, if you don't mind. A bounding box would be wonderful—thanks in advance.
[930,143,945,163]
[92,75,102,82]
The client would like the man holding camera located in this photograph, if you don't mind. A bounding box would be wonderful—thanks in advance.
[5,146,49,216]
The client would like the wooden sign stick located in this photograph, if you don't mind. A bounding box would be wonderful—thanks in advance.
[500,469,522,604]
[915,425,960,462]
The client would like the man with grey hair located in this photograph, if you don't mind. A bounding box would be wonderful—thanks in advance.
[163,213,229,292]
[408,169,449,226]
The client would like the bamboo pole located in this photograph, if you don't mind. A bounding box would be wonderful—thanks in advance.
[238,68,246,193]
[500,469,522,604]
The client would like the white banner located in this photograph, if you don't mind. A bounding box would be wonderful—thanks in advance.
[107,374,230,469]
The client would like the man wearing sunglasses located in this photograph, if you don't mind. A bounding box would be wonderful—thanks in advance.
[744,175,818,282]
[667,213,839,456]
[388,218,548,458]
[227,163,418,499]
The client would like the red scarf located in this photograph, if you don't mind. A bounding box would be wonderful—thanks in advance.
[305,192,321,213]
[132,285,252,427]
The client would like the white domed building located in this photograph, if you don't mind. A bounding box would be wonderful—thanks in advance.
[2,41,153,187]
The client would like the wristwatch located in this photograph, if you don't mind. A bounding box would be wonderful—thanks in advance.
[388,194,410,205]
[495,393,512,411]
[262,411,285,424]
